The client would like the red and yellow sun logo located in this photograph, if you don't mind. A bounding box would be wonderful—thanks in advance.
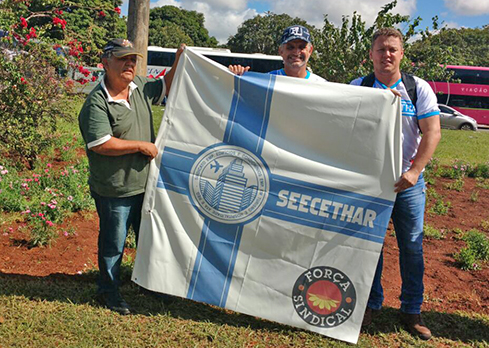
[306,280,342,315]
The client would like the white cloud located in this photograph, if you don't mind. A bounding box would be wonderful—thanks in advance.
[444,0,489,16]
[149,0,256,43]
[266,0,417,28]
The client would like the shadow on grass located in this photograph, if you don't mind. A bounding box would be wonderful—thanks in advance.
[362,306,489,344]
[1,271,488,345]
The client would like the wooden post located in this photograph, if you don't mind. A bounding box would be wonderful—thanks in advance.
[127,0,150,76]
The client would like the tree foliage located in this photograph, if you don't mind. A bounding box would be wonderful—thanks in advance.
[0,44,72,168]
[0,0,126,65]
[408,26,489,68]
[149,6,217,48]
[313,0,424,83]
[226,12,315,55]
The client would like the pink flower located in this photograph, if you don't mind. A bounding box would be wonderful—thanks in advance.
[46,220,54,227]
[63,231,69,237]
[47,163,52,168]
[67,196,73,201]
[1,169,8,175]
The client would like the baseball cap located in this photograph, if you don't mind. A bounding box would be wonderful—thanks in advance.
[280,25,311,45]
[102,38,143,58]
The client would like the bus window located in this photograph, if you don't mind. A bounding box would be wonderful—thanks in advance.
[147,51,175,67]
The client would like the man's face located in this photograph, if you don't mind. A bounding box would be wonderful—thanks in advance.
[103,54,137,84]
[279,39,313,70]
[369,35,404,76]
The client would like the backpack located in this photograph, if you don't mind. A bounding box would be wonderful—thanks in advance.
[360,72,418,107]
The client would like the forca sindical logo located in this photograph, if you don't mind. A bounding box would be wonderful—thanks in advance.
[292,266,356,328]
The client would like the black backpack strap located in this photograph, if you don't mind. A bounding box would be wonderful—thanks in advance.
[360,73,376,87]
[401,72,417,107]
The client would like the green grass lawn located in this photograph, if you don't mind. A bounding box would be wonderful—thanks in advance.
[434,129,489,166]
[1,273,488,347]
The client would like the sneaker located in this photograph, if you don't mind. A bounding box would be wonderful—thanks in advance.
[400,312,432,340]
[362,307,380,327]
[96,292,131,315]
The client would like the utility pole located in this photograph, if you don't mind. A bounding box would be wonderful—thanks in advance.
[127,0,150,76]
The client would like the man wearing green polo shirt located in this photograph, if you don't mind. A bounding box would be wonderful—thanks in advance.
[78,38,184,315]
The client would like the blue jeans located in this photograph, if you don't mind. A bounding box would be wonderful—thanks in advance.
[367,174,426,314]
[91,191,144,294]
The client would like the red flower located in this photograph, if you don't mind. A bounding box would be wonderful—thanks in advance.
[20,77,27,84]
[114,7,121,15]
[29,27,37,38]
[99,11,106,18]
[52,17,67,29]
[20,17,28,28]
[91,76,97,82]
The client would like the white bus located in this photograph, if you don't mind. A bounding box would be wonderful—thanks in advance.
[77,46,284,93]
[147,46,284,77]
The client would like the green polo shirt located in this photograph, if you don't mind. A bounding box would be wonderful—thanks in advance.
[78,76,165,197]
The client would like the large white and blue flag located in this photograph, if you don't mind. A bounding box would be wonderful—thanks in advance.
[132,48,402,344]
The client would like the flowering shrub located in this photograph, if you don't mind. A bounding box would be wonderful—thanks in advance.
[0,44,72,168]
[438,160,470,179]
[22,211,59,247]
[0,161,93,246]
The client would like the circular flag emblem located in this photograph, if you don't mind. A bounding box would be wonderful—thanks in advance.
[292,266,356,328]
[189,145,269,224]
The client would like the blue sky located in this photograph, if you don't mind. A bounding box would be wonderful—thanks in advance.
[121,0,489,44]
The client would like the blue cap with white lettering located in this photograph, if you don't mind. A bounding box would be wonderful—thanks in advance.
[280,25,311,45]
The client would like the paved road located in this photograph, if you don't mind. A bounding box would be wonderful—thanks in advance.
[478,125,489,132]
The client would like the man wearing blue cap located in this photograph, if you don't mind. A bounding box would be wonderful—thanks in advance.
[229,25,325,81]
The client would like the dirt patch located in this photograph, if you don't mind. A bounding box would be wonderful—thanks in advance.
[1,177,488,315]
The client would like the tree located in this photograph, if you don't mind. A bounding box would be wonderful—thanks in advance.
[313,0,422,83]
[128,0,150,76]
[226,12,315,55]
[0,0,126,65]
[407,26,489,68]
[0,0,125,168]
[149,6,217,48]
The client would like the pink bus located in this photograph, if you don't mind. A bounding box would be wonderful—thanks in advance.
[428,65,489,125]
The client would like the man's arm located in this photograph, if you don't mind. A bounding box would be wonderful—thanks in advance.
[90,137,158,160]
[394,115,441,192]
[163,44,186,96]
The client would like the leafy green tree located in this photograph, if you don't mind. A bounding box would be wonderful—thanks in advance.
[0,0,126,65]
[226,12,315,55]
[149,21,194,48]
[313,0,423,83]
[0,0,125,168]
[408,25,489,68]
[149,6,217,48]
[0,43,71,168]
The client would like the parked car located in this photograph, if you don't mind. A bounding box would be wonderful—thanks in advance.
[438,104,478,131]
